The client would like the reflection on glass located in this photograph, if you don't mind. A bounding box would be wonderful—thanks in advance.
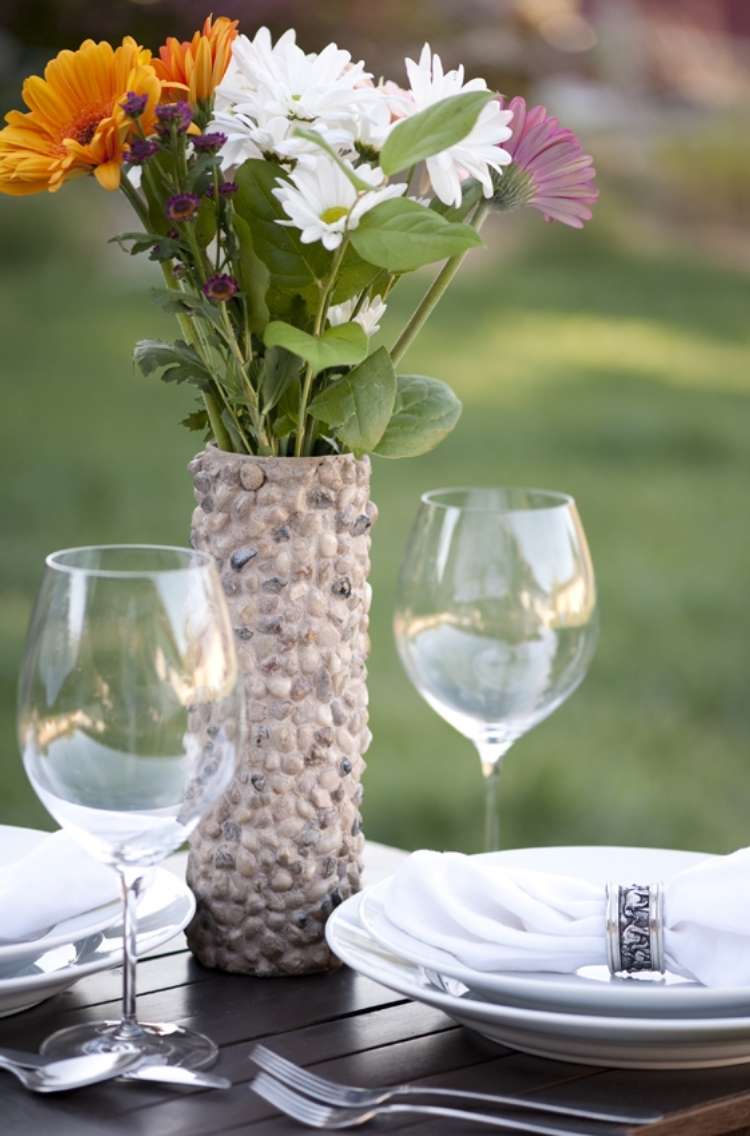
[18,544,241,1069]
[394,488,597,850]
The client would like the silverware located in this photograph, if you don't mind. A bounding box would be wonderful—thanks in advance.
[249,1072,597,1133]
[128,1065,231,1089]
[249,1043,662,1126]
[0,1051,140,1093]
[0,1048,230,1090]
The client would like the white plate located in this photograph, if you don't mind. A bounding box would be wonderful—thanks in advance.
[0,826,121,965]
[0,864,194,1017]
[360,846,750,1018]
[328,886,750,1068]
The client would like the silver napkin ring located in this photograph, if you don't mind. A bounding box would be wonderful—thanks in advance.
[605,881,665,975]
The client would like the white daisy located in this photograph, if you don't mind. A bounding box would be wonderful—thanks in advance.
[328,294,388,336]
[400,44,513,208]
[211,27,385,167]
[211,109,292,167]
[273,159,406,251]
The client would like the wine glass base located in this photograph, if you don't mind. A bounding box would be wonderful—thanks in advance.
[39,1020,218,1069]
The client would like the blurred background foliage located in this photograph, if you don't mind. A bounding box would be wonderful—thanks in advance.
[0,0,748,853]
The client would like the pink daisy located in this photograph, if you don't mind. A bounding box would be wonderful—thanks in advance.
[493,96,598,228]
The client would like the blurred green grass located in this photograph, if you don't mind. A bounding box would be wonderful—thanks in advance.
[1,184,748,854]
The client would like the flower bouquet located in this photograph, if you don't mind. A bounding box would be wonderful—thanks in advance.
[0,17,597,975]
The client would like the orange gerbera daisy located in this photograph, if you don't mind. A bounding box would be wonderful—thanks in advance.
[153,16,238,106]
[0,37,160,196]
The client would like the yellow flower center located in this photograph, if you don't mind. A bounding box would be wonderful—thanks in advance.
[64,101,112,147]
[320,205,349,225]
[72,119,99,144]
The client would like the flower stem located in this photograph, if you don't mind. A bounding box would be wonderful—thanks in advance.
[295,237,348,457]
[120,179,233,451]
[295,363,315,458]
[119,173,149,226]
[120,175,237,453]
[160,262,233,452]
[391,200,490,367]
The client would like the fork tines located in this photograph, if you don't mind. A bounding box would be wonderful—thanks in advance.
[251,1043,354,1104]
[250,1072,337,1128]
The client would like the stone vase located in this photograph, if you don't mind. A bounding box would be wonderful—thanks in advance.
[185,447,376,976]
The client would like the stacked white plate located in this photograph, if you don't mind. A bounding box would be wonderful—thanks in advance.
[327,846,750,1070]
[0,825,194,1017]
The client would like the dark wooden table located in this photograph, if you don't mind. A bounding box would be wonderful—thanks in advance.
[3,845,750,1136]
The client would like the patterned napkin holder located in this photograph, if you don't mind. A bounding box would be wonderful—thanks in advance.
[605,882,665,976]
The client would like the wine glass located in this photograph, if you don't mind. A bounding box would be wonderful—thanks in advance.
[394,488,597,851]
[18,545,241,1069]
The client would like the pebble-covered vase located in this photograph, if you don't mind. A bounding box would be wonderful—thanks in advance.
[185,448,376,975]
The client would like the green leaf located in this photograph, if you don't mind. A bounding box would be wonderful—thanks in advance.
[133,341,172,375]
[380,90,495,176]
[350,198,481,272]
[257,345,300,414]
[133,339,211,392]
[233,214,270,334]
[332,245,382,304]
[221,408,247,453]
[431,178,484,222]
[187,154,221,191]
[292,127,375,193]
[194,197,217,247]
[181,408,209,432]
[234,159,328,294]
[271,413,297,439]
[308,347,396,455]
[141,149,178,234]
[149,287,226,334]
[374,374,462,458]
[263,320,367,376]
[109,231,185,259]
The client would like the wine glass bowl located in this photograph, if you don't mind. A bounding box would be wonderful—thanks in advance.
[18,544,241,1067]
[394,488,597,850]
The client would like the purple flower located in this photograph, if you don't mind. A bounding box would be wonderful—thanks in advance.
[192,131,227,153]
[166,193,201,222]
[494,96,598,228]
[219,180,238,197]
[125,138,160,164]
[120,91,149,119]
[155,100,193,136]
[203,273,238,302]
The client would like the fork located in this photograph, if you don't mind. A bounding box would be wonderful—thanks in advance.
[250,1072,604,1133]
[249,1043,661,1126]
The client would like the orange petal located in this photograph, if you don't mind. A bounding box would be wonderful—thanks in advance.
[192,37,213,103]
[94,158,121,190]
[22,75,70,125]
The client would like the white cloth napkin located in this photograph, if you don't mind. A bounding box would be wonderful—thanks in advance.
[383,849,750,988]
[0,830,119,944]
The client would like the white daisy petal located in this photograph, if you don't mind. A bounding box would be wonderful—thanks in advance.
[396,44,514,206]
[273,156,406,249]
[210,26,388,167]
[328,294,387,337]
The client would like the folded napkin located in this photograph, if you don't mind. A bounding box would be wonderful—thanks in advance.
[383,849,750,988]
[0,830,119,944]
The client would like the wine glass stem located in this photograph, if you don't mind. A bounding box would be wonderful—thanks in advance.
[116,867,144,1040]
[478,743,511,852]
